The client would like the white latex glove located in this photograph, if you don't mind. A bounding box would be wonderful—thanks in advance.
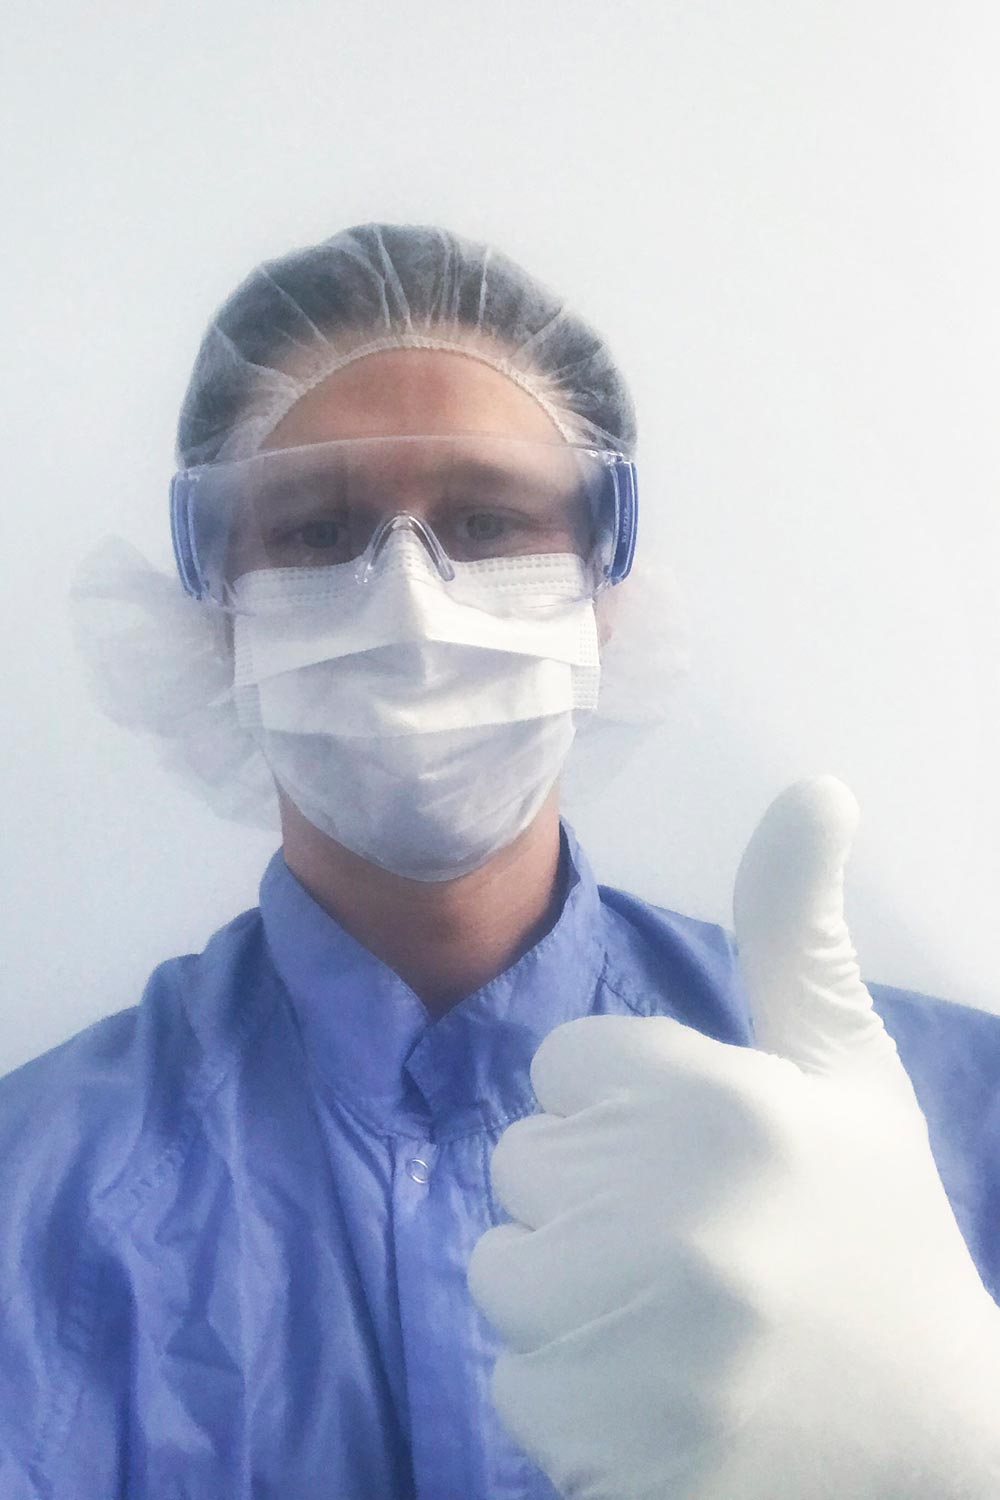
[467,776,1000,1500]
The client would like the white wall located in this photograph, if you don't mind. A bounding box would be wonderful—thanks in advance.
[2,0,998,1075]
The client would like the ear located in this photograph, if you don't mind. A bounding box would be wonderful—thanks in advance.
[594,580,625,651]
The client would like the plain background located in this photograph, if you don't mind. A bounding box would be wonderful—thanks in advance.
[2,0,998,1077]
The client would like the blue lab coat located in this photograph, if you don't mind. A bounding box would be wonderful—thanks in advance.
[1,824,997,1498]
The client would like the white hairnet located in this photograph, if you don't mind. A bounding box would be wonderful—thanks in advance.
[176,221,637,466]
[72,222,690,830]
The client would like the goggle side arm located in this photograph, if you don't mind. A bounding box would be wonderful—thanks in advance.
[170,476,204,600]
[609,460,638,585]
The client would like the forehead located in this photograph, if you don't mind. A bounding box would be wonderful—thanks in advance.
[243,436,582,506]
[261,347,566,451]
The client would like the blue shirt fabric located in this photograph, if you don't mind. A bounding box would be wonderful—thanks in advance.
[1,823,998,1500]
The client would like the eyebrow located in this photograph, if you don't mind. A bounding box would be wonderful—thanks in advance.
[439,458,566,491]
[253,455,572,498]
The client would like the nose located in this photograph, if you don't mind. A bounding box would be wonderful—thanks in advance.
[355,513,457,585]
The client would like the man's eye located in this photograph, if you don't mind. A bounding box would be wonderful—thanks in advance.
[458,512,508,542]
[287,520,344,549]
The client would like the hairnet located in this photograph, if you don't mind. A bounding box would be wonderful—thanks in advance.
[72,222,689,832]
[175,222,637,467]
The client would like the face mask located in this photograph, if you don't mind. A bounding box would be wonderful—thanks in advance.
[231,533,601,880]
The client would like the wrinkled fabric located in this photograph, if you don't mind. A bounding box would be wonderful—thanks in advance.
[1,823,998,1500]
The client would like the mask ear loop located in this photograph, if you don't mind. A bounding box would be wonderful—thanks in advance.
[355,512,457,584]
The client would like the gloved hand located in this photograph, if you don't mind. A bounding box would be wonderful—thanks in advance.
[467,776,1000,1500]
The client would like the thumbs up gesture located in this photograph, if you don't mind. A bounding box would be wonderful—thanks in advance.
[467,777,1000,1499]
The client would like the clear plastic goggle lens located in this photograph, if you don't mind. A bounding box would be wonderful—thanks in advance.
[173,434,623,613]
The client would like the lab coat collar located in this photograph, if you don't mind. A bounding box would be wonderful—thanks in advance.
[258,821,606,1131]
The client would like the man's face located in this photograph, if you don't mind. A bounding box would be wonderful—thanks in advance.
[236,349,590,857]
[221,347,617,642]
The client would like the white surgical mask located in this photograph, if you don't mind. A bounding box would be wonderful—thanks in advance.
[232,533,601,880]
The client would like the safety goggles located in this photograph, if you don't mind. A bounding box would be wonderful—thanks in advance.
[171,434,637,613]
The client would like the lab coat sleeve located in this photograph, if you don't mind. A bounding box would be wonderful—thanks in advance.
[867,980,1000,1306]
[0,1024,134,1499]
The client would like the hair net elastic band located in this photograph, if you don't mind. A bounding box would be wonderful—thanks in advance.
[232,333,582,461]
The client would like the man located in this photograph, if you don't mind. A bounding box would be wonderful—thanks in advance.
[2,223,998,1498]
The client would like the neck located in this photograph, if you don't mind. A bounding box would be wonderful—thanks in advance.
[278,790,567,1020]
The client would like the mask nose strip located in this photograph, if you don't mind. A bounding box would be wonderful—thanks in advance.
[355,513,457,584]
